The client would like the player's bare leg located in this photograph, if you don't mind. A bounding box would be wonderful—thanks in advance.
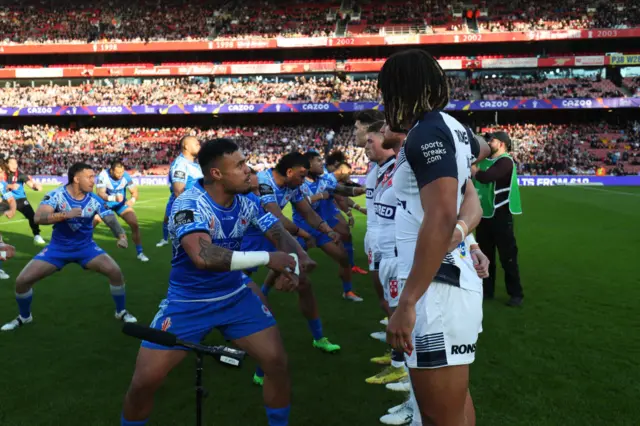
[122,348,188,422]
[334,215,366,275]
[1,259,57,331]
[85,254,137,323]
[410,365,470,426]
[464,390,476,426]
[120,209,149,262]
[320,241,362,301]
[233,325,291,418]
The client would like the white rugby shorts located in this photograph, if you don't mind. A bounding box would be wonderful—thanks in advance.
[379,256,403,307]
[363,231,380,271]
[405,282,483,369]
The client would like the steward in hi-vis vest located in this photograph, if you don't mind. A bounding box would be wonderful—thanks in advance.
[472,131,524,307]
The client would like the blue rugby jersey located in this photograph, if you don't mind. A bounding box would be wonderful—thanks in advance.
[40,186,114,249]
[168,181,279,300]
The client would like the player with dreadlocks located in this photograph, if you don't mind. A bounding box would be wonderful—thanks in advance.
[380,49,485,426]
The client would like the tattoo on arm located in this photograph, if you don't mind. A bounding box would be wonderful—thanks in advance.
[197,236,233,271]
[102,214,126,238]
[265,222,300,254]
[34,208,67,225]
[334,184,357,197]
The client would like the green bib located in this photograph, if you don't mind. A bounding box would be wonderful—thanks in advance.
[474,153,522,218]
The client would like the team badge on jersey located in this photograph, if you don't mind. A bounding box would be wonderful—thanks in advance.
[389,279,399,299]
[161,317,172,332]
[457,241,467,258]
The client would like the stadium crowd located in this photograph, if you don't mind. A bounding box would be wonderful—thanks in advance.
[480,75,624,100]
[1,122,638,177]
[0,0,638,45]
[0,125,366,176]
[0,74,633,108]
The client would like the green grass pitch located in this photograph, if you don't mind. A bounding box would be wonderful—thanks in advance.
[0,185,638,426]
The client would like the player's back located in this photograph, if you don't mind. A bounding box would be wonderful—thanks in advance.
[168,154,203,196]
[40,187,108,249]
[168,183,271,300]
[394,111,480,290]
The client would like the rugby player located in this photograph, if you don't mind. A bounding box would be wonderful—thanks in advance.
[296,150,366,301]
[121,139,305,426]
[156,136,202,247]
[0,180,18,278]
[4,157,45,245]
[1,163,136,331]
[95,160,149,262]
[381,49,485,426]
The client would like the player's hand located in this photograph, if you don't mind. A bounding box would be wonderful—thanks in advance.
[65,208,83,219]
[321,191,330,200]
[33,183,42,191]
[471,248,490,278]
[299,252,317,273]
[117,235,128,249]
[267,251,297,274]
[0,235,15,260]
[387,300,416,355]
[274,271,299,292]
[297,228,312,240]
[305,235,317,249]
[7,183,18,191]
[125,199,135,208]
[4,209,16,219]
[116,194,125,203]
[327,231,341,244]
[347,214,355,228]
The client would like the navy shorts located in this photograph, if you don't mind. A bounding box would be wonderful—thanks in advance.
[142,287,276,350]
[34,242,106,270]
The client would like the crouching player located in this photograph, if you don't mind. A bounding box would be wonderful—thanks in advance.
[1,163,136,331]
[121,139,311,426]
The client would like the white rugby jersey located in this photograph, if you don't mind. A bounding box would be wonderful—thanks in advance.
[394,111,481,292]
[373,157,398,259]
[365,162,379,237]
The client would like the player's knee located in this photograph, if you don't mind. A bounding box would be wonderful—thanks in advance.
[106,265,125,283]
[15,274,33,293]
[129,365,166,396]
[260,347,289,379]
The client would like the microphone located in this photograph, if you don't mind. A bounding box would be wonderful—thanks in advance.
[122,323,246,367]
[123,322,177,347]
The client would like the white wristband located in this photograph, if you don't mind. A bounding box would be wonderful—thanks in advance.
[0,251,6,260]
[467,233,477,245]
[230,251,270,271]
[107,195,116,202]
[130,197,136,203]
[455,223,467,240]
[287,253,300,276]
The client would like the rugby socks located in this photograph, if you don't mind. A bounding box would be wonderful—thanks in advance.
[162,222,169,241]
[307,318,323,341]
[265,405,291,426]
[110,285,127,313]
[136,245,143,255]
[261,283,272,297]
[16,289,33,319]
[342,281,353,293]
[344,241,355,267]
[255,366,265,378]
[121,414,148,426]
[391,349,405,369]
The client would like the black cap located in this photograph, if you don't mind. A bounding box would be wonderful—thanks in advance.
[485,131,512,151]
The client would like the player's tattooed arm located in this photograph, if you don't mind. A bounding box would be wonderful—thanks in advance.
[264,222,305,258]
[334,184,366,197]
[34,204,80,225]
[294,200,339,241]
[102,214,127,239]
[180,232,234,271]
[262,202,308,238]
